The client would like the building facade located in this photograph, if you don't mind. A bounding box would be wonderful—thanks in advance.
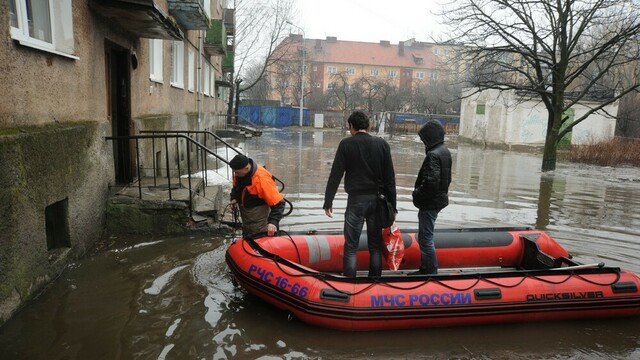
[0,0,234,324]
[459,88,618,147]
[267,35,448,113]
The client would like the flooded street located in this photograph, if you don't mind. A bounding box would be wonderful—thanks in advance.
[1,128,640,359]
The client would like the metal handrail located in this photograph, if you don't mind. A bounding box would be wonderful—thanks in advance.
[138,130,285,192]
[106,132,292,223]
[106,134,230,218]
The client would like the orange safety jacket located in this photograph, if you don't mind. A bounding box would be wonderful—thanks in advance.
[231,160,285,226]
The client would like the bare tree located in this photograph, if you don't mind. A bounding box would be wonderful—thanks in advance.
[327,71,362,124]
[441,0,640,171]
[230,0,295,118]
[243,62,272,101]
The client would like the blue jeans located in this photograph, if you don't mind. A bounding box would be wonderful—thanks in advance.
[417,209,439,274]
[343,195,382,278]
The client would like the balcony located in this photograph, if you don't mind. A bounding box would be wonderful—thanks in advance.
[90,0,183,40]
[223,8,235,36]
[168,0,209,30]
[222,51,234,73]
[204,19,226,56]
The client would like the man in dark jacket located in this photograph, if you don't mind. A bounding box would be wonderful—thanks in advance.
[323,111,396,278]
[411,120,452,275]
[230,154,286,238]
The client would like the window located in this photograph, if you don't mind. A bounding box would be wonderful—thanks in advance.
[188,48,195,92]
[430,71,438,80]
[203,0,211,18]
[328,66,337,74]
[313,65,318,72]
[9,0,76,58]
[346,67,355,75]
[203,63,210,96]
[370,68,379,76]
[416,72,425,79]
[313,82,321,88]
[171,41,184,89]
[149,39,163,83]
[210,70,215,98]
[388,70,397,78]
[327,83,336,90]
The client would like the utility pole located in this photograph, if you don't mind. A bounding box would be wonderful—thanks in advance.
[286,21,305,127]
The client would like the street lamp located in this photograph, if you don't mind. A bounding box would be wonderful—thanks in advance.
[286,20,305,127]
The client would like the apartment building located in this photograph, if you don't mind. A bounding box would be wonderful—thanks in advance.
[0,0,234,325]
[268,35,448,111]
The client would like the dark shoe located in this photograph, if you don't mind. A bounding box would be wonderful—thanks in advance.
[408,269,427,275]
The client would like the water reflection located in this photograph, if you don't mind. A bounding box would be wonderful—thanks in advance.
[1,129,639,359]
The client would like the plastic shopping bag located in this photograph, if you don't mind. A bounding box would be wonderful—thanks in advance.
[382,222,405,271]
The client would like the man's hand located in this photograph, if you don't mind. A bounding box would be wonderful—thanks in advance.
[230,199,238,210]
[324,208,333,218]
[267,223,277,236]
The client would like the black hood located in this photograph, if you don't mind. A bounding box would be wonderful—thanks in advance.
[418,120,445,151]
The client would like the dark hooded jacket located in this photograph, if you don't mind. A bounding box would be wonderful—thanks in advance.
[412,120,452,210]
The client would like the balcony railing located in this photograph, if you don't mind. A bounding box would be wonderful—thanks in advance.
[222,50,234,73]
[204,19,226,56]
[168,0,209,30]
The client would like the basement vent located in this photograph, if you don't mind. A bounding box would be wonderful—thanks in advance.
[45,198,71,251]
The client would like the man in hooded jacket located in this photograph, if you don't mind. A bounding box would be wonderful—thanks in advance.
[411,120,452,275]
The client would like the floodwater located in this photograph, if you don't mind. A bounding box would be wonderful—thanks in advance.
[1,129,640,360]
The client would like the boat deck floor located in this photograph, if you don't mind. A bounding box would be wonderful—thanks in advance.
[348,267,518,277]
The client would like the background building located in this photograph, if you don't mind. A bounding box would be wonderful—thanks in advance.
[267,35,454,117]
[460,88,618,148]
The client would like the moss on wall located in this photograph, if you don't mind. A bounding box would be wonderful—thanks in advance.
[0,121,104,322]
[106,198,189,235]
[135,114,172,131]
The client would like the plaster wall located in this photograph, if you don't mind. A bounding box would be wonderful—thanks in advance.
[0,0,228,324]
[460,88,618,147]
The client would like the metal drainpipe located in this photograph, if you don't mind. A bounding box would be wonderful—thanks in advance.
[197,30,203,131]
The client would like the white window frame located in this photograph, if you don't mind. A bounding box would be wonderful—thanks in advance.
[430,71,439,80]
[370,68,379,77]
[171,41,185,89]
[188,48,195,92]
[346,67,355,75]
[328,66,337,74]
[327,82,336,90]
[203,63,211,96]
[9,0,77,59]
[416,71,425,79]
[388,70,397,78]
[150,39,164,83]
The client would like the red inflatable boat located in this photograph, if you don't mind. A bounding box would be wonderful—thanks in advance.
[225,227,640,331]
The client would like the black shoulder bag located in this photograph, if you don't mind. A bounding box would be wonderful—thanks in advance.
[359,137,395,228]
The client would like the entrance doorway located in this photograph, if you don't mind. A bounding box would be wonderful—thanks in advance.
[105,40,133,184]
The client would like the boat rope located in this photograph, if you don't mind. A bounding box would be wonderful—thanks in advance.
[236,237,624,296]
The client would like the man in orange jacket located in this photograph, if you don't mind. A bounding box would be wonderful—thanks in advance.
[229,154,285,237]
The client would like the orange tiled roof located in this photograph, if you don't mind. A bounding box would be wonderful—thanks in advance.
[274,35,445,70]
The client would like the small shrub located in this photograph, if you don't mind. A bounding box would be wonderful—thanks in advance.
[568,137,640,167]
